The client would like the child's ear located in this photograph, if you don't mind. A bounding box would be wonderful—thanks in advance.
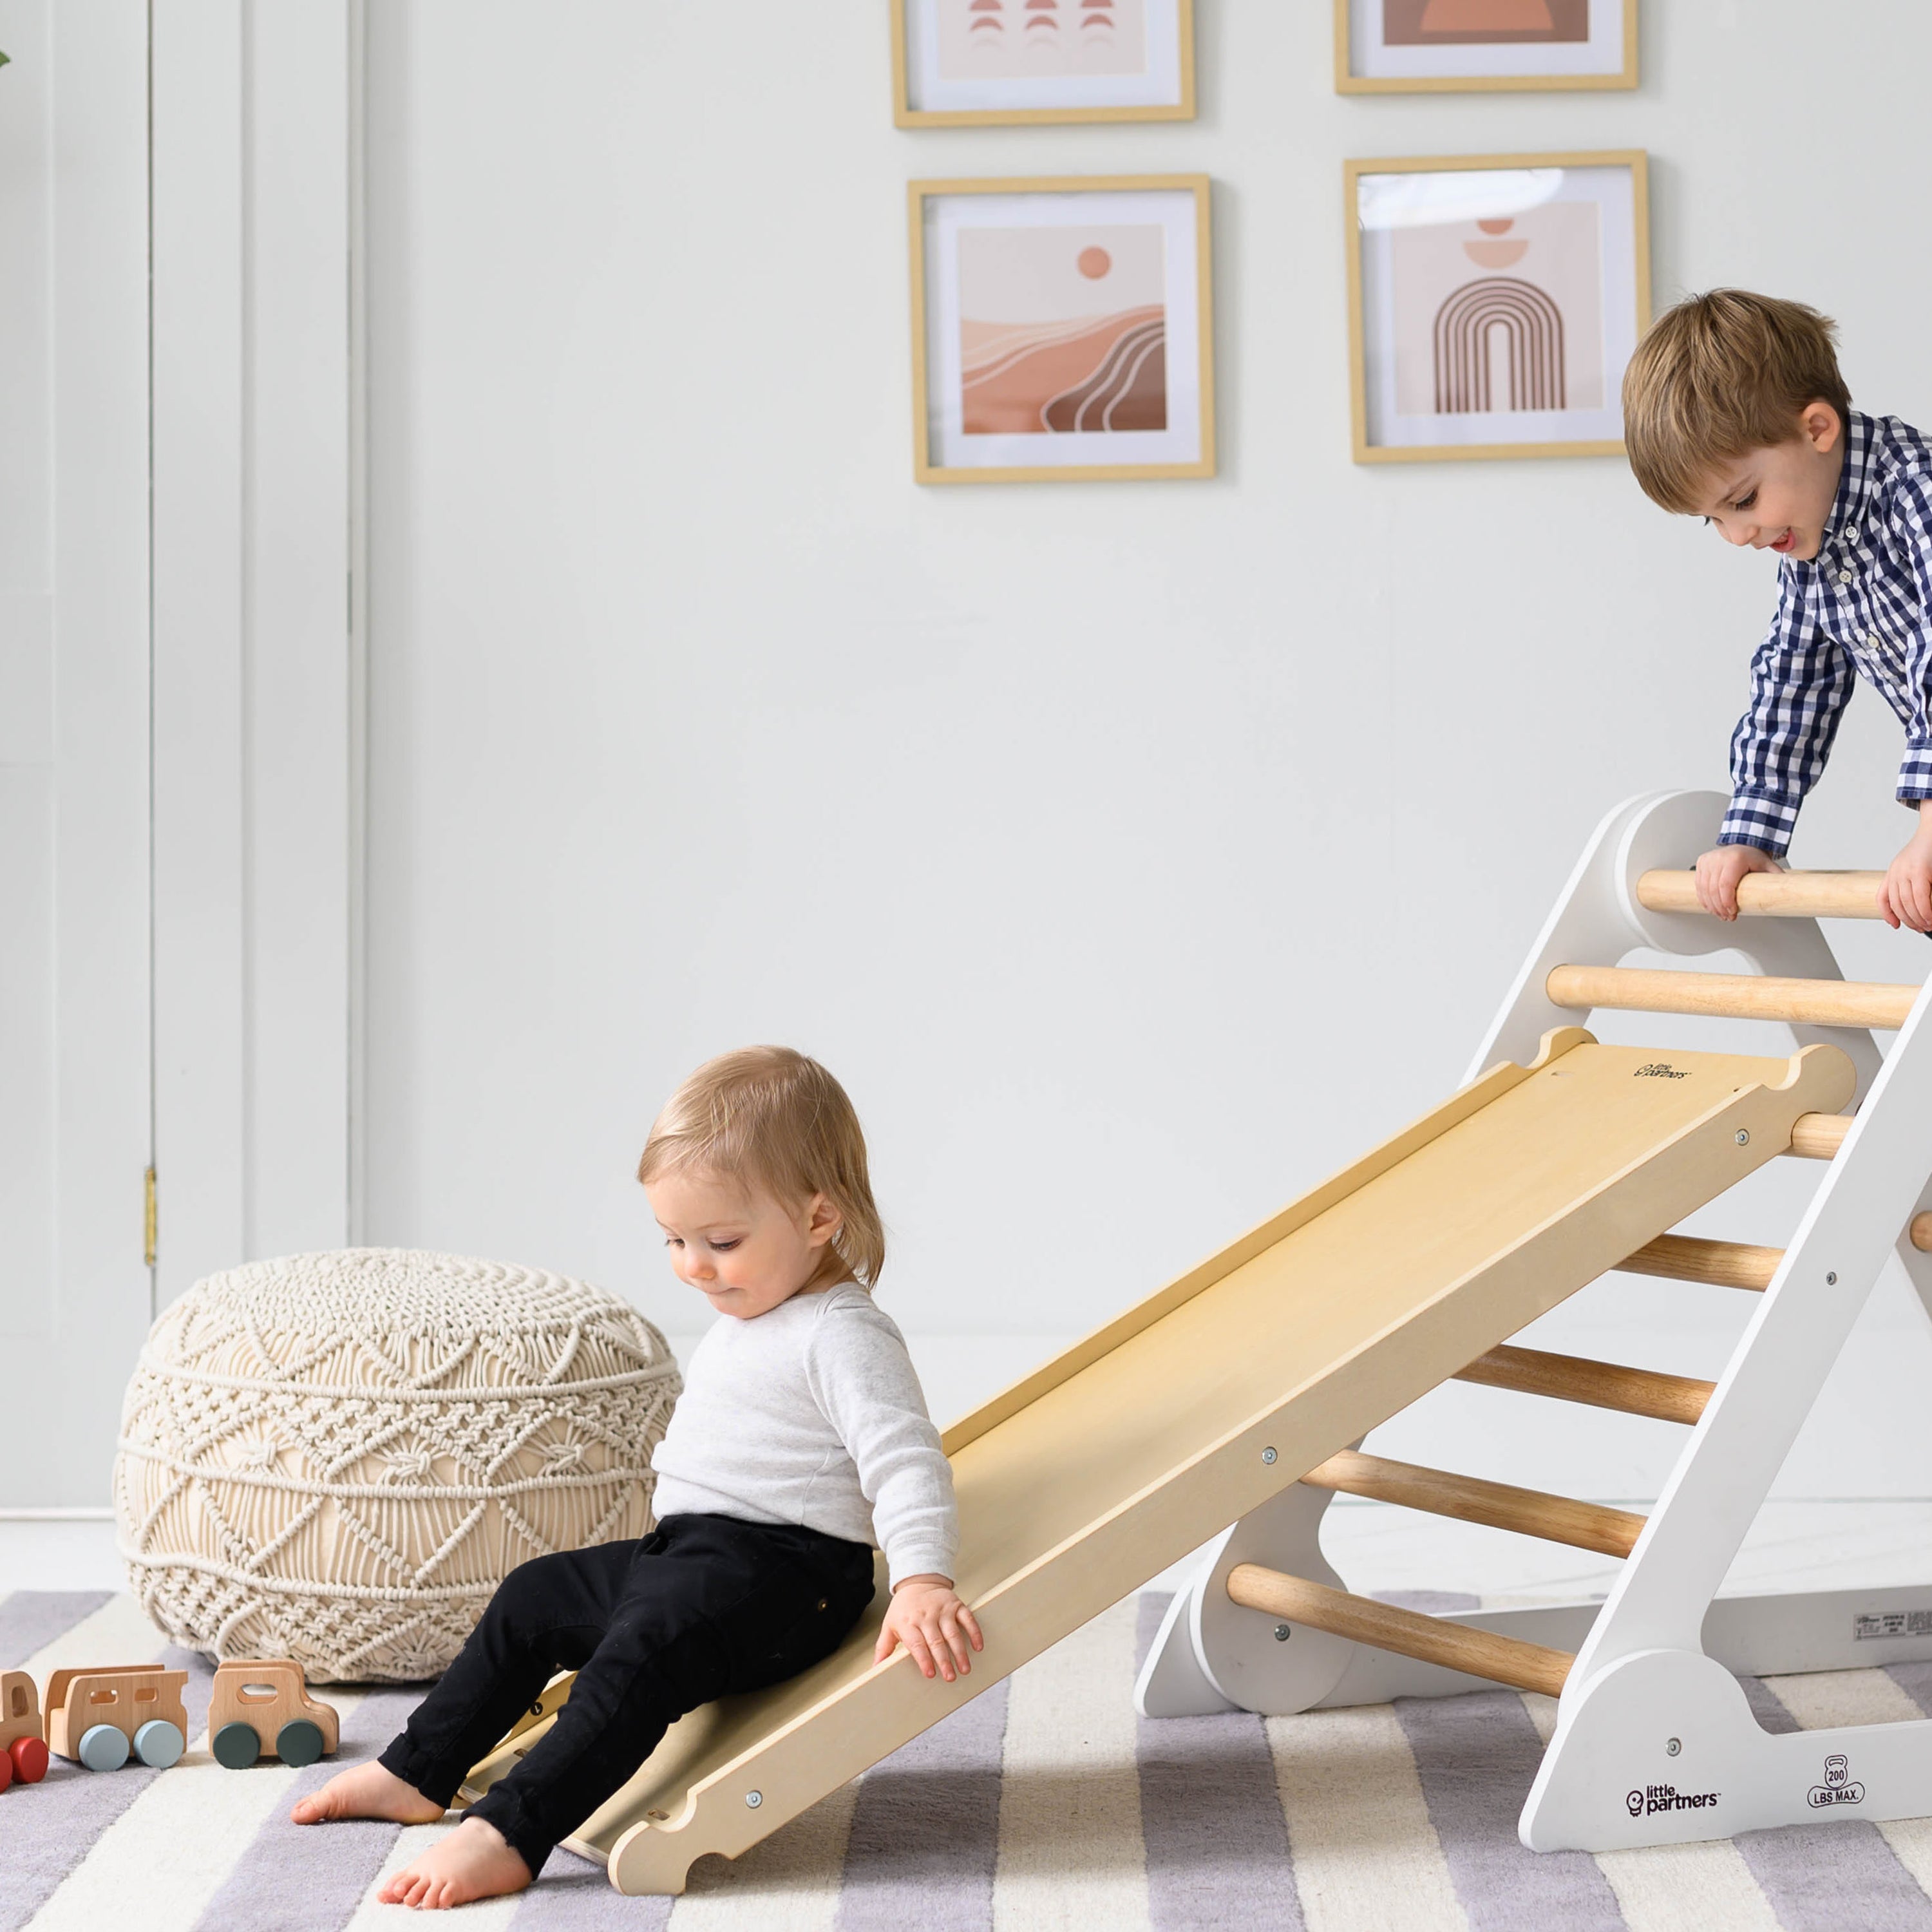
[803,1191,842,1249]
[1799,399,1841,453]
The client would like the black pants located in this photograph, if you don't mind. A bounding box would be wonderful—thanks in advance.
[378,1512,876,1875]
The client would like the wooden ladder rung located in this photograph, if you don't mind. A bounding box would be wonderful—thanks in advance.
[1636,868,1887,921]
[1619,1233,1782,1291]
[1226,1564,1573,1698]
[1299,1448,1645,1559]
[1790,1112,1853,1160]
[1455,1343,1712,1425]
[1546,963,1917,1031]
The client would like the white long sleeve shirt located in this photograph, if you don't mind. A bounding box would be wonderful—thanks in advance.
[649,1283,958,1589]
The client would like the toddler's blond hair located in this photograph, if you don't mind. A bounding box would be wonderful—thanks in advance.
[637,1046,886,1288]
[1622,289,1852,513]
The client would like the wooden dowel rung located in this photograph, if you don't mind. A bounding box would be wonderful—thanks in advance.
[1298,1448,1645,1559]
[1912,1213,1932,1255]
[1789,1113,1853,1160]
[1618,1233,1782,1292]
[1546,963,1917,1032]
[1636,869,1887,920]
[1226,1564,1574,1698]
[1454,1343,1712,1425]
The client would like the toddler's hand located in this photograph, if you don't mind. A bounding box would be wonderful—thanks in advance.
[1879,819,1932,931]
[1694,843,1780,920]
[876,1575,983,1683]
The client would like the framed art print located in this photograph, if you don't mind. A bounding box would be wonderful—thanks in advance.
[1345,151,1649,464]
[1335,0,1636,93]
[909,175,1215,484]
[892,0,1196,127]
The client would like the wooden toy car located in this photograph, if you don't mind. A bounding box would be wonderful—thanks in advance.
[44,1666,189,1772]
[210,1660,339,1769]
[0,1670,50,1790]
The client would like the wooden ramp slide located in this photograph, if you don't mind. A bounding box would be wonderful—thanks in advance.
[458,1025,1854,1894]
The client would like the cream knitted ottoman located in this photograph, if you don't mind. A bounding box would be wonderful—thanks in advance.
[113,1249,681,1683]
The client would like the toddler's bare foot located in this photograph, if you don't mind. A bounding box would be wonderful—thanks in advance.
[379,1815,533,1910]
[290,1759,446,1827]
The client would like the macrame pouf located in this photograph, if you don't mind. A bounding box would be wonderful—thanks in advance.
[113,1249,681,1683]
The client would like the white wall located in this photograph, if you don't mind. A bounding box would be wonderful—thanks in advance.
[362,2,1932,1498]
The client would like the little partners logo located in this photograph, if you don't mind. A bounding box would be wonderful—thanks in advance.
[1634,1063,1690,1079]
[1808,1753,1865,1809]
[1625,1781,1719,1817]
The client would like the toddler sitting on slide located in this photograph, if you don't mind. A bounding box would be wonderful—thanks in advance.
[293,1045,980,1910]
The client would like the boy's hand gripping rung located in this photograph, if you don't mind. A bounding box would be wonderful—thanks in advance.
[1635,867,1887,920]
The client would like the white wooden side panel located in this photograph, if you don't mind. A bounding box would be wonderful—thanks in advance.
[0,1,154,1501]
[152,0,247,1307]
[153,0,357,1300]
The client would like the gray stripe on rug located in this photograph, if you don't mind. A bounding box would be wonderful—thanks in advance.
[1377,1590,1483,1616]
[0,1643,216,1932]
[189,1685,426,1932]
[1884,1659,1932,1716]
[1731,1673,1932,1931]
[1134,1591,1305,1931]
[511,1845,672,1929]
[0,1589,114,1668]
[1395,1687,1627,1931]
[833,1676,1012,1931]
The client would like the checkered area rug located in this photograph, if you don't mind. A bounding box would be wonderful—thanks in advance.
[10,1587,1932,1929]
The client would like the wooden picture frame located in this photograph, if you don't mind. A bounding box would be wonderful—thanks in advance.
[1343,150,1650,465]
[1334,0,1636,93]
[909,174,1215,485]
[891,0,1196,127]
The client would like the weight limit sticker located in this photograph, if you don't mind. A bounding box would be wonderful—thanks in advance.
[1855,1609,1932,1641]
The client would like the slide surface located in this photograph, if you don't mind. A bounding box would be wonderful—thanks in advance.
[460,1027,1853,1893]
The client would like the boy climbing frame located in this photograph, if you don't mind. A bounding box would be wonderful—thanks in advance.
[1140,788,1932,1853]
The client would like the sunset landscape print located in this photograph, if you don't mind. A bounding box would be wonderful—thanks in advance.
[957,223,1167,435]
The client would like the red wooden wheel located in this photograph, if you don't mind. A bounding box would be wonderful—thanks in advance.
[10,1735,49,1783]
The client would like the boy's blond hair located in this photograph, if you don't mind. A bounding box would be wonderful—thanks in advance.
[1622,290,1852,513]
[637,1046,886,1288]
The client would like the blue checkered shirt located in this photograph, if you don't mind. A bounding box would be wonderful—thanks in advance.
[1719,410,1932,855]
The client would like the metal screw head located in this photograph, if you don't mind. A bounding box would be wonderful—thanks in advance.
[1826,1271,1838,1285]
[1666,1738,1681,1757]
[745,1790,763,1809]
[1274,1624,1293,1642]
[1262,1446,1278,1465]
[1735,1130,1750,1146]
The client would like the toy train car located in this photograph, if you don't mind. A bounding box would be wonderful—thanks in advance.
[0,1670,50,1790]
[210,1659,339,1769]
[44,1665,190,1772]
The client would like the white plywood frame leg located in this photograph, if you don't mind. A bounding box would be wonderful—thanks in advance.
[1139,789,1932,1854]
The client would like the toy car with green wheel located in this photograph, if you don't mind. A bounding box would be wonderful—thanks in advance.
[210,1659,340,1769]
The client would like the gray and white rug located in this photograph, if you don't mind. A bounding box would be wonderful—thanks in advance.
[7,1587,1932,1929]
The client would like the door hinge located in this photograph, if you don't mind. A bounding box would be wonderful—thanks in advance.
[144,1166,157,1269]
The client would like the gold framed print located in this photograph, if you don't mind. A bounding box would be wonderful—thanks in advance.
[1335,0,1637,93]
[892,0,1196,127]
[909,175,1215,484]
[1345,151,1651,464]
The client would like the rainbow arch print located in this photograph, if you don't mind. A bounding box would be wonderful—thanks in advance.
[1432,275,1566,413]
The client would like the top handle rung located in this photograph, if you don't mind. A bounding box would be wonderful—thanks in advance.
[1636,869,1886,920]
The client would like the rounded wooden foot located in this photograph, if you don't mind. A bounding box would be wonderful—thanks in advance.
[78,1723,131,1772]
[212,1720,261,1770]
